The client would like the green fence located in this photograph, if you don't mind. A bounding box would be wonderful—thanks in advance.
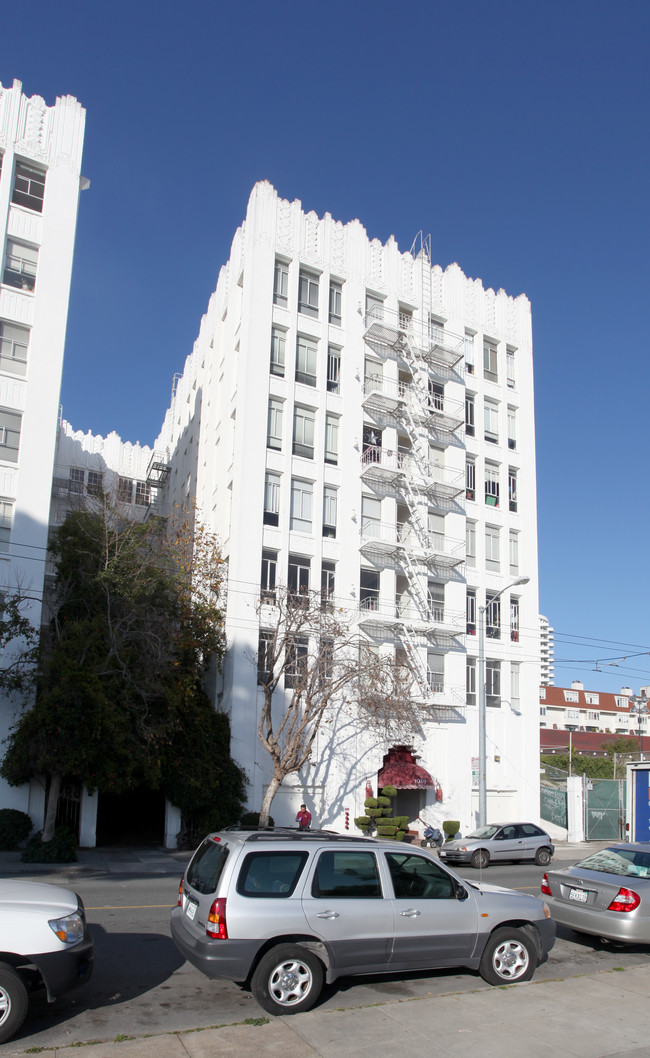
[541,784,567,829]
[585,778,624,840]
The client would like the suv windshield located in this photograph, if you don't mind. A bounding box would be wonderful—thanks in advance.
[187,838,229,894]
[575,847,650,878]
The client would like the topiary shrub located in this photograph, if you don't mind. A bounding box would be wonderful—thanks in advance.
[0,809,33,850]
[363,797,378,809]
[21,827,77,863]
[395,830,406,841]
[443,820,460,841]
[239,811,274,828]
[380,785,397,798]
[365,807,384,818]
[376,795,392,808]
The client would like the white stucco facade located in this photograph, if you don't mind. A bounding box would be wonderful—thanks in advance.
[0,80,85,820]
[149,181,541,837]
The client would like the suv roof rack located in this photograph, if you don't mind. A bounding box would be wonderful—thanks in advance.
[220,826,376,843]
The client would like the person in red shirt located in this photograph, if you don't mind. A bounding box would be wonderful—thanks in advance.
[296,804,312,830]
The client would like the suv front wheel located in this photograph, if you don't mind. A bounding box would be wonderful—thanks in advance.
[251,944,324,1015]
[0,964,28,1044]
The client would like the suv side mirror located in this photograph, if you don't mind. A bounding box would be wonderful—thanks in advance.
[454,881,468,901]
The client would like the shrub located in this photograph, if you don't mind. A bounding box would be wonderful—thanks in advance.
[365,807,384,818]
[380,785,397,798]
[354,816,370,831]
[363,797,378,809]
[239,811,274,828]
[395,830,406,841]
[376,795,392,808]
[398,816,409,830]
[443,820,460,841]
[0,808,33,850]
[21,827,77,863]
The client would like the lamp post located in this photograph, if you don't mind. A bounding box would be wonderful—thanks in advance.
[478,575,529,827]
[629,693,649,760]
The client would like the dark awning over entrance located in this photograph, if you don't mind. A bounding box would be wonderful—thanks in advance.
[377,746,434,789]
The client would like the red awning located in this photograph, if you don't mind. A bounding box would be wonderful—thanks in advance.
[377,751,434,790]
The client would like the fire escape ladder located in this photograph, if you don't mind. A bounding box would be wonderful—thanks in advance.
[401,475,430,551]
[396,622,430,699]
[400,548,429,619]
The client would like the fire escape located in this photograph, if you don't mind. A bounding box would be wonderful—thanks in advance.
[359,235,466,716]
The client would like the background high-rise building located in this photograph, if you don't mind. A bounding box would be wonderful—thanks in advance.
[539,615,555,686]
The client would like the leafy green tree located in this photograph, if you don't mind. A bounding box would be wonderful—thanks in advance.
[1,500,246,842]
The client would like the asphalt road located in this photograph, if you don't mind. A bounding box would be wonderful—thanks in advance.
[6,856,650,1053]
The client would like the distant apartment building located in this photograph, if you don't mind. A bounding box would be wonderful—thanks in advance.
[141,181,541,840]
[539,614,554,685]
[0,80,85,820]
[540,681,650,737]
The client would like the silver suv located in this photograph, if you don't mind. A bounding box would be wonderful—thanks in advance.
[170,828,555,1015]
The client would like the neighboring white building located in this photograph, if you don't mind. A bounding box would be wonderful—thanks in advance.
[146,181,541,838]
[540,682,649,737]
[539,614,554,685]
[0,80,86,821]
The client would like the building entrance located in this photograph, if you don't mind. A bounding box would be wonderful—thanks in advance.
[96,787,165,846]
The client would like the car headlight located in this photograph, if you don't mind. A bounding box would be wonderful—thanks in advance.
[48,910,85,944]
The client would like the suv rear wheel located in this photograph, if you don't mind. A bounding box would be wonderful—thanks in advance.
[0,964,28,1044]
[251,944,324,1015]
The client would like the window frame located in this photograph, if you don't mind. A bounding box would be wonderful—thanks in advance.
[298,269,319,318]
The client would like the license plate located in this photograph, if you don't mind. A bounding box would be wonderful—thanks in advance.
[569,888,588,903]
[185,898,198,920]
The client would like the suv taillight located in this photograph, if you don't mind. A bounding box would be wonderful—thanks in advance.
[178,875,184,907]
[207,897,228,939]
[607,887,640,913]
[541,873,551,896]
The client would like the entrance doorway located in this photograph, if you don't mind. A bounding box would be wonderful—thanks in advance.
[96,787,165,846]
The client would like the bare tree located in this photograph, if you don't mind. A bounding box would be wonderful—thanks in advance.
[254,587,422,825]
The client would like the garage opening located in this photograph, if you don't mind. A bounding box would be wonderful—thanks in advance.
[96,787,165,846]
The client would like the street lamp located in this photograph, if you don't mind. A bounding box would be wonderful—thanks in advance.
[478,575,530,827]
[628,692,649,760]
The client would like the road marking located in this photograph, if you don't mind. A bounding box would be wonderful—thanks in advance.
[87,904,175,910]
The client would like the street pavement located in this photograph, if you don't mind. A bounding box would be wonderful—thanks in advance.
[2,842,649,1057]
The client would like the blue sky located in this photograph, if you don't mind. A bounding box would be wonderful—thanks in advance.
[3,0,649,692]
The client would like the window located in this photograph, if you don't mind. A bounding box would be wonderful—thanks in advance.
[360,568,380,611]
[0,500,13,553]
[319,637,334,683]
[428,511,445,551]
[267,398,283,450]
[118,477,133,503]
[261,550,277,602]
[465,393,475,437]
[511,663,521,712]
[273,258,289,307]
[296,336,317,386]
[3,240,38,292]
[588,710,600,722]
[466,588,476,635]
[510,596,520,642]
[564,690,579,703]
[298,269,319,318]
[135,480,150,505]
[585,693,600,705]
[427,652,444,693]
[428,581,444,621]
[329,280,342,325]
[485,525,500,572]
[509,529,519,575]
[399,305,413,331]
[257,630,274,685]
[464,330,475,374]
[293,405,315,458]
[466,656,477,706]
[12,161,45,212]
[484,399,499,444]
[362,425,382,463]
[485,462,499,507]
[69,467,85,493]
[486,659,501,707]
[466,458,476,501]
[365,292,384,322]
[361,495,381,538]
[313,851,381,898]
[429,316,444,342]
[288,555,310,599]
[87,471,103,495]
[486,591,501,639]
[327,346,341,393]
[285,635,309,688]
[0,321,28,376]
[270,327,286,377]
[428,380,444,412]
[263,471,280,526]
[483,340,498,382]
[321,560,335,610]
[323,485,337,537]
[324,413,339,465]
[507,347,516,389]
[386,852,455,900]
[466,520,476,568]
[508,467,518,512]
[290,479,312,533]
[507,406,517,450]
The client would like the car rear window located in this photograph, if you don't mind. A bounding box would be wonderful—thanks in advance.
[575,847,650,878]
[236,851,308,897]
[187,839,230,895]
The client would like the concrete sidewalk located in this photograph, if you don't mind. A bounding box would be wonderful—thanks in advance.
[4,964,649,1058]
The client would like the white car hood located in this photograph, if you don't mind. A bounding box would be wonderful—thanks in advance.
[0,879,78,916]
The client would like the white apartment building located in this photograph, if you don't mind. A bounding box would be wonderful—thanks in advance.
[146,181,541,838]
[0,80,85,819]
[539,614,554,685]
[541,682,650,738]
